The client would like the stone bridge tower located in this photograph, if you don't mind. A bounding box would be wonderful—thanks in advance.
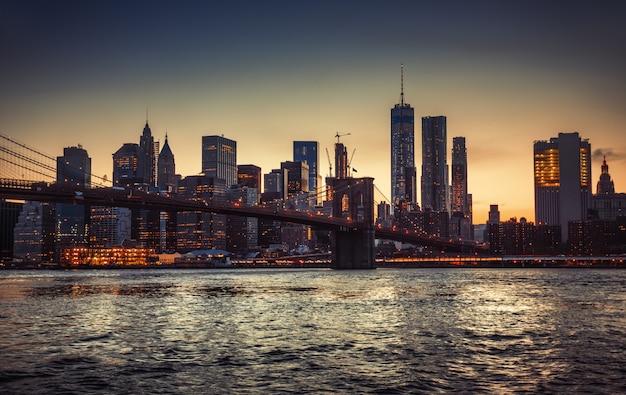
[329,177,375,269]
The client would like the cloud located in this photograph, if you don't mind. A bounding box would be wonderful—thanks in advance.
[593,148,626,162]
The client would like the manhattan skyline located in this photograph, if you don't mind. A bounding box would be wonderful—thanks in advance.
[1,1,625,223]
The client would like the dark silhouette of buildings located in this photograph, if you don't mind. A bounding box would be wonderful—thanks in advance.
[56,146,91,254]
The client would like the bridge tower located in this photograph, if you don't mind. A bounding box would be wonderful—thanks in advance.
[329,177,375,269]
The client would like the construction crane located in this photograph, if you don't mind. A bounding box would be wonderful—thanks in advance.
[325,147,333,178]
[335,132,351,143]
[347,148,356,177]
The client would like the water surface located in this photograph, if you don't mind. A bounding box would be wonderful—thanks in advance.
[1,268,625,393]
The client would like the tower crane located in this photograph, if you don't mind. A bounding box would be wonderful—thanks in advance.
[335,132,351,143]
[325,147,333,178]
[347,148,356,177]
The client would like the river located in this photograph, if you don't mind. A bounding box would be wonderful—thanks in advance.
[1,268,625,394]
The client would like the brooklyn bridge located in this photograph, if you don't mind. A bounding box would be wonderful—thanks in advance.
[1,133,486,269]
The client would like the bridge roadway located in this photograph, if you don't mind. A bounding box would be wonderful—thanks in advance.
[0,179,487,253]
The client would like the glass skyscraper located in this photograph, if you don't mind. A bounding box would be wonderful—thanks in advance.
[534,132,591,243]
[421,115,448,212]
[390,65,415,211]
[293,141,320,202]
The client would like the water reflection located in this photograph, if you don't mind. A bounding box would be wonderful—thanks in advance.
[1,268,625,393]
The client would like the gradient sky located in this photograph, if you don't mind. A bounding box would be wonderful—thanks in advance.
[2,0,625,223]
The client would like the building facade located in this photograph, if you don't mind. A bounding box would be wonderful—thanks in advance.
[293,141,321,203]
[421,115,448,213]
[534,132,591,243]
[450,136,473,239]
[56,146,92,254]
[157,134,177,191]
[390,65,416,211]
[202,135,237,188]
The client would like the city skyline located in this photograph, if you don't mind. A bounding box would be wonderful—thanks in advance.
[2,1,625,223]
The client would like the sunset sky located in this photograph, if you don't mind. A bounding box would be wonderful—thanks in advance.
[1,1,625,223]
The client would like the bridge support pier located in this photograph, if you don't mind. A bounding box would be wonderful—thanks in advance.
[331,227,375,270]
[329,176,376,270]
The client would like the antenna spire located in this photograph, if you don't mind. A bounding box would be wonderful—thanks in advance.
[400,63,405,105]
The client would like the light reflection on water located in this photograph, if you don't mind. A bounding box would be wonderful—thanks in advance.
[1,268,626,394]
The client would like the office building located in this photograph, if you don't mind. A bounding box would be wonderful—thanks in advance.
[534,132,591,243]
[450,137,473,239]
[13,201,56,263]
[280,161,309,199]
[238,164,262,191]
[591,157,626,220]
[390,65,416,211]
[176,175,227,251]
[138,122,157,188]
[421,115,448,213]
[1,200,23,262]
[225,185,259,255]
[202,135,237,188]
[157,133,177,191]
[294,141,321,203]
[56,146,91,253]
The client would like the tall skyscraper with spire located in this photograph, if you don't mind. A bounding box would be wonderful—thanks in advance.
[390,64,416,212]
[421,115,448,212]
[138,121,157,188]
[157,133,177,191]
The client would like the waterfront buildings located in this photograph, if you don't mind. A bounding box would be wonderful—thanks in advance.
[390,65,416,212]
[0,200,22,262]
[13,201,55,262]
[534,132,591,243]
[176,174,227,251]
[202,135,237,188]
[225,185,259,255]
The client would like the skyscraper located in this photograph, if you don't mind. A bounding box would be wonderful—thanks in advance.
[57,145,91,187]
[294,141,321,203]
[138,122,157,188]
[237,164,262,190]
[390,65,416,211]
[56,146,91,252]
[157,133,177,191]
[451,136,473,239]
[202,135,237,188]
[421,116,448,212]
[534,132,591,243]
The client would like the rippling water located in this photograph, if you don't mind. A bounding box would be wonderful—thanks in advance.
[1,268,625,394]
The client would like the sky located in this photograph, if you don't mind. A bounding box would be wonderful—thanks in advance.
[1,0,625,223]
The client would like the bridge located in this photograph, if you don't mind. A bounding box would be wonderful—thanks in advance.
[1,133,487,269]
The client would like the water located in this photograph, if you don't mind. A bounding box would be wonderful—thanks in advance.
[1,268,625,394]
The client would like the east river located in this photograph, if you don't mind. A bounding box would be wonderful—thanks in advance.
[1,268,625,394]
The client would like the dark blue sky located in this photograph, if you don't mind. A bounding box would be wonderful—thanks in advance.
[2,0,625,221]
